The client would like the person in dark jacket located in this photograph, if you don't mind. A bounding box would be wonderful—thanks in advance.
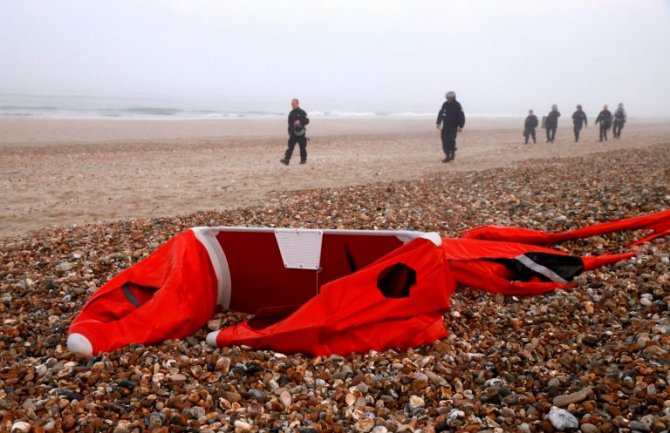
[436,91,465,162]
[613,103,627,138]
[523,109,539,144]
[595,105,613,142]
[545,105,560,143]
[280,98,310,165]
[571,104,588,143]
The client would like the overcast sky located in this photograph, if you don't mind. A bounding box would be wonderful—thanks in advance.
[1,0,670,116]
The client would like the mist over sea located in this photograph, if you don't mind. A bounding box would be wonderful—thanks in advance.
[0,93,525,120]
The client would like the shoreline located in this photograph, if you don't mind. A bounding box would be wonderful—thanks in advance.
[7,116,670,146]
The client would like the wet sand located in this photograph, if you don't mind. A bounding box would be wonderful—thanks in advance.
[1,117,669,238]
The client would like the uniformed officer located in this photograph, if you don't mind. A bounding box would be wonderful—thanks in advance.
[613,103,627,139]
[571,104,588,143]
[523,109,539,144]
[436,91,465,162]
[595,105,613,142]
[545,105,561,143]
[280,98,310,165]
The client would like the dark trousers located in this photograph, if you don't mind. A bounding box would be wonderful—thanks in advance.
[285,135,307,162]
[523,128,536,144]
[573,125,583,142]
[599,125,609,141]
[613,121,624,138]
[441,127,458,160]
[546,127,557,143]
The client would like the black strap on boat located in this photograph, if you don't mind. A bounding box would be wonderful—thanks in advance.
[122,283,142,307]
[344,245,358,273]
[494,252,584,283]
[121,282,157,307]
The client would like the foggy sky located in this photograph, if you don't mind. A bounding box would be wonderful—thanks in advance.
[1,0,670,117]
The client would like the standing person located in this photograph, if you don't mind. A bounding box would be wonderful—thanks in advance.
[571,104,588,143]
[280,98,310,165]
[595,105,613,142]
[436,91,465,162]
[523,109,539,144]
[545,104,560,143]
[613,103,627,138]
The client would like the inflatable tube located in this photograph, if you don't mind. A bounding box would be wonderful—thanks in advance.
[68,211,669,356]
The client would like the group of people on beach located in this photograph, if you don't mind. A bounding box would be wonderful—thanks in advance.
[279,92,467,165]
[523,103,628,145]
[278,94,627,166]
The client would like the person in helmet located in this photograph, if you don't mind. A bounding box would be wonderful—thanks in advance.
[613,103,627,139]
[571,104,588,143]
[545,104,561,143]
[280,98,310,165]
[523,109,539,144]
[595,105,613,142]
[436,91,465,162]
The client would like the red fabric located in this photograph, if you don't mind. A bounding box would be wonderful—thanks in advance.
[68,230,218,355]
[440,239,634,296]
[68,210,669,356]
[463,209,670,247]
[582,252,636,270]
[214,238,454,355]
[218,231,405,313]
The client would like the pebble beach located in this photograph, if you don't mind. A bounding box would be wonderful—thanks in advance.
[1,119,670,433]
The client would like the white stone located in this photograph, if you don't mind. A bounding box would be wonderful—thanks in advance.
[10,421,31,433]
[447,409,465,425]
[548,406,579,430]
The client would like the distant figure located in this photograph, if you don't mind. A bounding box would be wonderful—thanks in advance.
[436,91,465,162]
[595,105,613,142]
[571,104,588,143]
[545,105,561,143]
[613,103,627,138]
[523,109,539,144]
[280,98,310,165]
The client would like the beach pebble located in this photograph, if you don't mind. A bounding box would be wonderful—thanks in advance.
[216,356,231,373]
[10,421,31,433]
[629,421,651,432]
[279,389,292,407]
[518,423,531,433]
[552,387,591,407]
[55,261,73,272]
[580,424,599,433]
[168,373,187,382]
[548,407,579,430]
[408,395,425,410]
[233,420,253,433]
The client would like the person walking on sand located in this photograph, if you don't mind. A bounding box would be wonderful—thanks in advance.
[436,91,465,162]
[595,105,613,142]
[280,98,310,165]
[523,109,538,144]
[545,104,560,143]
[613,103,627,139]
[571,104,588,143]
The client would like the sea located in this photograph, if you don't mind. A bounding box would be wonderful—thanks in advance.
[0,92,444,120]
